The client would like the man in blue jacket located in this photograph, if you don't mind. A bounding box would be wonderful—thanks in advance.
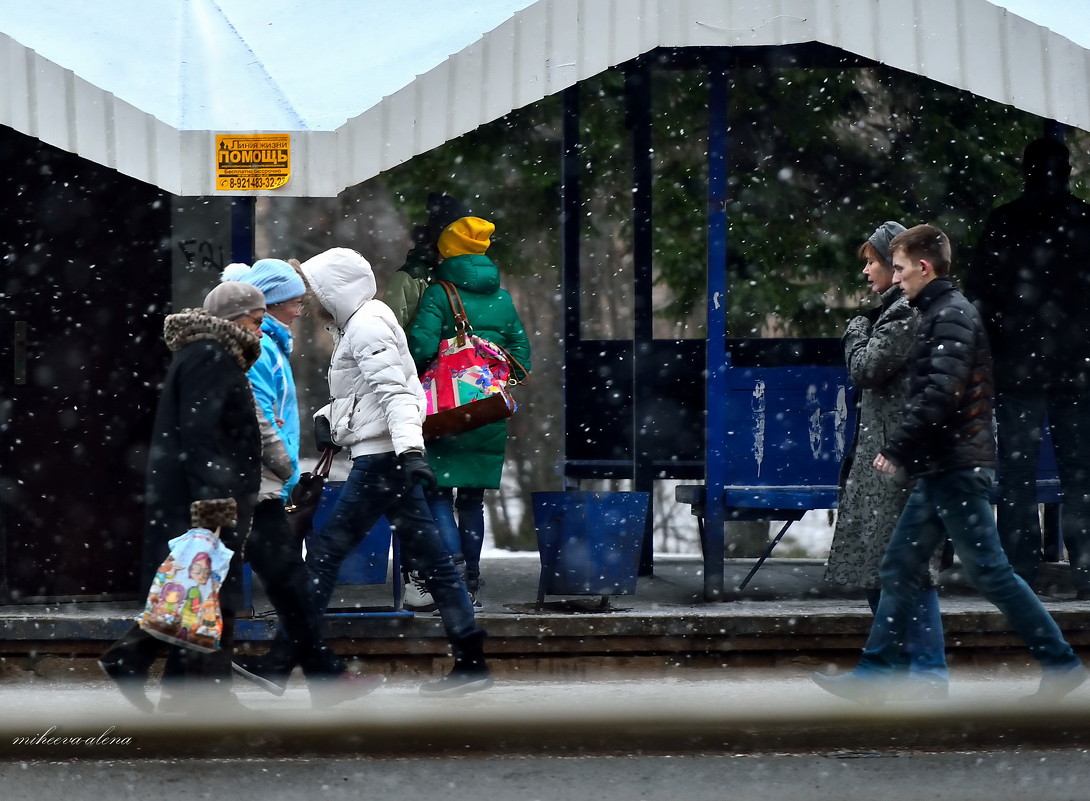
[813,225,1087,705]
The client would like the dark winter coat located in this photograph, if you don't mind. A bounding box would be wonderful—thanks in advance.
[141,309,262,586]
[385,246,435,329]
[824,287,917,588]
[881,278,996,479]
[407,254,531,488]
[966,190,1090,390]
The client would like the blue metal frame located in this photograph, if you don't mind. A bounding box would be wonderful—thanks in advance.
[703,67,729,600]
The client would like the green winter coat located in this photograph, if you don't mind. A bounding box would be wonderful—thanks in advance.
[408,254,531,488]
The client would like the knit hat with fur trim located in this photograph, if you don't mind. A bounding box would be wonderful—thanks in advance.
[438,216,495,258]
[221,259,306,305]
[203,281,267,321]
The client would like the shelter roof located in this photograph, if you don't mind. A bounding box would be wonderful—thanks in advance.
[1,0,1087,196]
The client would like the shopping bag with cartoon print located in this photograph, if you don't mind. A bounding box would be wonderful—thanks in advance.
[135,499,236,653]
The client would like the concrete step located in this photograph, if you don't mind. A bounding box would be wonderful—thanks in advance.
[1,557,1087,682]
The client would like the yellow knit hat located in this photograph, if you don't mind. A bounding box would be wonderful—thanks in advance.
[438,216,495,258]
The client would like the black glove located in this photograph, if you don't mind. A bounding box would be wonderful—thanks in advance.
[398,449,436,491]
[862,304,883,324]
[313,416,343,455]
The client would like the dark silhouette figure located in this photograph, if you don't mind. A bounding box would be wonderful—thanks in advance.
[966,138,1090,598]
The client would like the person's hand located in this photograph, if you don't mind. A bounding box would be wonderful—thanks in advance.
[873,453,898,475]
[313,416,343,455]
[398,449,436,491]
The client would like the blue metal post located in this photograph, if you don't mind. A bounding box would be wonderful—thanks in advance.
[231,196,255,263]
[703,66,730,601]
[626,61,656,575]
[561,86,582,489]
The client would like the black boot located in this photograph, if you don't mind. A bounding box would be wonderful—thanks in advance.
[99,624,158,713]
[419,630,494,697]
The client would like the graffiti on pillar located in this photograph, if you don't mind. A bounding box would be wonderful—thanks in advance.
[751,379,766,477]
[176,239,226,275]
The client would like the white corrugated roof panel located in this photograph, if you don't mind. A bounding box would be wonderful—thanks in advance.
[0,0,1087,196]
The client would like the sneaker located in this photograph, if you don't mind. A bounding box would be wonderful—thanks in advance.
[403,571,437,612]
[811,670,890,706]
[1022,662,1089,703]
[419,670,495,698]
[232,656,291,697]
[98,658,153,714]
[310,671,386,710]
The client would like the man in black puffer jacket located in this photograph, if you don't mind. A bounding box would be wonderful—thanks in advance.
[814,225,1087,705]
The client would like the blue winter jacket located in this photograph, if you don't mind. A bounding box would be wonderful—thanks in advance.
[249,316,301,501]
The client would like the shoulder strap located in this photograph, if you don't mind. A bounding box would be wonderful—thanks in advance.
[314,448,336,477]
[438,281,470,332]
[437,280,530,385]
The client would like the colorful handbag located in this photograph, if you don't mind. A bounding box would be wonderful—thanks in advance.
[135,499,237,653]
[420,281,528,442]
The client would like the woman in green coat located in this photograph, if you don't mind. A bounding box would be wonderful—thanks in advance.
[408,216,531,605]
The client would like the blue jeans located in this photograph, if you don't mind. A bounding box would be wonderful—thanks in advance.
[427,487,486,580]
[274,453,480,656]
[995,387,1090,592]
[865,587,947,681]
[859,468,1079,674]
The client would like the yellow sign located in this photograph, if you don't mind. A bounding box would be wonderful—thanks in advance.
[215,134,291,191]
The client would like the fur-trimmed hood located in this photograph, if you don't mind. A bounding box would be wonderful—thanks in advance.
[163,308,262,370]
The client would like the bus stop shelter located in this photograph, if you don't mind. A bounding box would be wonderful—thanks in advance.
[2,0,1089,602]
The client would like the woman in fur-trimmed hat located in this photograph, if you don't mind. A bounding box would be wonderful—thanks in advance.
[99,282,265,713]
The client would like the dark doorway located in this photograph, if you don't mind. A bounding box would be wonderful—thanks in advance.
[0,125,171,602]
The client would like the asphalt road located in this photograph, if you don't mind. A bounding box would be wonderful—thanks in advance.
[2,750,1089,801]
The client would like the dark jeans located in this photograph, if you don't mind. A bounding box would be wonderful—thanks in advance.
[428,487,486,580]
[268,452,481,665]
[245,499,342,676]
[996,386,1090,591]
[865,587,947,680]
[859,469,1079,675]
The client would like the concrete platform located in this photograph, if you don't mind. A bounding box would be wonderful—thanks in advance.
[2,555,1089,683]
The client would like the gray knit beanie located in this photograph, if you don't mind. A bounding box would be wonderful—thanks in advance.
[202,282,266,321]
[867,221,907,265]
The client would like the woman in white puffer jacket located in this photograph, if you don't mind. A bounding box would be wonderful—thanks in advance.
[273,247,493,697]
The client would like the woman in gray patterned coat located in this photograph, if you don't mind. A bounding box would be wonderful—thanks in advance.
[824,221,949,698]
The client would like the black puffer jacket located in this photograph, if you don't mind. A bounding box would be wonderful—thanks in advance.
[881,278,996,478]
[966,191,1090,390]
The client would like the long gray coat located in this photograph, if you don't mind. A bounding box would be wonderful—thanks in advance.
[824,287,918,588]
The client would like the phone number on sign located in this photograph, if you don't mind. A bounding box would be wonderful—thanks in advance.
[218,175,287,190]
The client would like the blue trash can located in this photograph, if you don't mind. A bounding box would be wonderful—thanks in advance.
[240,482,402,614]
[310,480,391,585]
[532,491,649,600]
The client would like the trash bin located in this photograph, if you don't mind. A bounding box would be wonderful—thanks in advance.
[310,481,391,585]
[241,482,403,614]
[532,491,649,601]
